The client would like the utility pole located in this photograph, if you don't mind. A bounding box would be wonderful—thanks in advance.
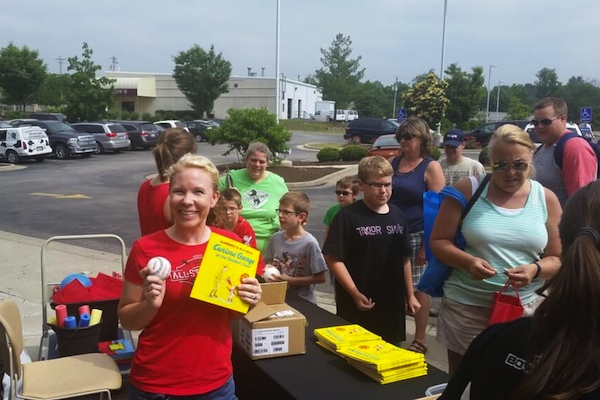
[55,56,66,74]
[109,56,119,71]
[392,76,398,118]
[485,65,497,123]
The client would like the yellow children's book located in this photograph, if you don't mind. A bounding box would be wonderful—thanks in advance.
[313,324,381,350]
[190,232,260,313]
[336,340,425,371]
[346,359,428,384]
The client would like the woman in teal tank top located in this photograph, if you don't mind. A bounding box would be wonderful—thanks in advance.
[430,124,562,375]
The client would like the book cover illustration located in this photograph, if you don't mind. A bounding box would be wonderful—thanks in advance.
[190,232,260,313]
[314,324,381,350]
[336,340,425,371]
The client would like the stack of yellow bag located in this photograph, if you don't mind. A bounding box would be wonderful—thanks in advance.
[314,325,427,384]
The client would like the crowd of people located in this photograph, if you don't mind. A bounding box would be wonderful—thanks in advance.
[117,95,600,399]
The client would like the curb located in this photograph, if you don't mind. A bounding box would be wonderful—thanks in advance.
[0,164,26,173]
[286,164,358,189]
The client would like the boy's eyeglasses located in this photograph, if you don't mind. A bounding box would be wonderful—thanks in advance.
[276,208,298,217]
[492,160,529,172]
[364,181,392,189]
[399,132,416,141]
[530,116,559,127]
[335,190,353,196]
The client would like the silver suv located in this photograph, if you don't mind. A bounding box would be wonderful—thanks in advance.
[70,122,130,154]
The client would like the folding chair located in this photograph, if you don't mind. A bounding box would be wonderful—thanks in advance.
[0,299,122,400]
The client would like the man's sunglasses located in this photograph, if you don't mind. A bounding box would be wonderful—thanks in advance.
[530,116,559,127]
[492,160,529,172]
[335,190,353,196]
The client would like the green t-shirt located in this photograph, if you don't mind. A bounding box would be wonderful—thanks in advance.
[219,169,288,253]
[323,203,342,226]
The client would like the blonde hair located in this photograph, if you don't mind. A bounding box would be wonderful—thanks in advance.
[358,156,393,182]
[166,153,220,192]
[488,124,536,178]
[279,191,310,216]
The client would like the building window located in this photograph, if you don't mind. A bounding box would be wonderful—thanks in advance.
[121,101,134,112]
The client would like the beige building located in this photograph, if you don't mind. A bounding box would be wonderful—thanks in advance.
[105,71,322,120]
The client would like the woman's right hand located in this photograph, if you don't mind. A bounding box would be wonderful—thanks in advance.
[465,258,496,280]
[140,267,166,309]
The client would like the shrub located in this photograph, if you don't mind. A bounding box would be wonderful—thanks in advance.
[129,112,140,121]
[316,147,341,162]
[340,145,366,161]
[120,110,131,120]
[430,146,441,160]
[464,137,481,149]
[141,112,153,121]
[479,146,490,166]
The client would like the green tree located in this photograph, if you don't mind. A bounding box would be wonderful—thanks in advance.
[354,80,403,118]
[558,76,600,125]
[402,71,449,128]
[506,96,531,120]
[0,43,47,108]
[173,44,232,118]
[36,73,71,109]
[444,64,485,127]
[534,67,561,100]
[208,108,291,157]
[314,33,365,111]
[63,43,115,122]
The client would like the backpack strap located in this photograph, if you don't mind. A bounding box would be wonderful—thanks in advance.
[461,173,491,221]
[226,172,234,189]
[552,132,581,170]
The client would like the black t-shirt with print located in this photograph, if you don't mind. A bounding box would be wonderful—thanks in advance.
[322,200,410,343]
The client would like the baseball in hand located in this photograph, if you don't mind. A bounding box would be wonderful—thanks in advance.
[146,257,171,280]
[263,266,281,282]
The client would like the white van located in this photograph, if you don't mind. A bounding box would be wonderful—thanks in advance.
[0,126,53,164]
[313,110,334,122]
[346,110,359,121]
[335,109,347,121]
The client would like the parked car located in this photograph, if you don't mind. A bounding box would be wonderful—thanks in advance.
[465,120,530,146]
[366,134,401,158]
[154,120,189,132]
[28,112,67,122]
[70,122,130,154]
[0,126,52,164]
[112,120,160,150]
[186,120,215,142]
[0,121,11,128]
[343,118,399,144]
[12,120,97,159]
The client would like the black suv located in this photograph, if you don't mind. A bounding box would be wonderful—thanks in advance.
[465,120,529,146]
[344,118,399,144]
[112,120,160,150]
[13,120,97,159]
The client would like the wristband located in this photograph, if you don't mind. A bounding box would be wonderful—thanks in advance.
[532,261,542,279]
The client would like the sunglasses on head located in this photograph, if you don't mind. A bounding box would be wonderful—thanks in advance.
[399,132,416,141]
[492,160,529,172]
[530,116,559,127]
[335,190,353,196]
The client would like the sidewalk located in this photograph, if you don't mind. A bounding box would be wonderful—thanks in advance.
[0,229,448,374]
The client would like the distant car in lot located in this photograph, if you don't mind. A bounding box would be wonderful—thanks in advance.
[186,120,217,142]
[12,120,97,159]
[154,120,189,132]
[0,126,52,164]
[366,134,401,158]
[112,120,160,150]
[465,120,530,146]
[71,122,130,154]
[28,112,67,122]
[344,118,399,144]
[0,121,11,128]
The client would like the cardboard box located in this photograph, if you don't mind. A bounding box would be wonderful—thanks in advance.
[234,282,307,360]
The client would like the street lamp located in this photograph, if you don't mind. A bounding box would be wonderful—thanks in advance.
[495,80,504,122]
[275,0,281,122]
[485,65,497,123]
[436,0,448,137]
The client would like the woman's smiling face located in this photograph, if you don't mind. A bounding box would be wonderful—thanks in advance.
[245,151,268,181]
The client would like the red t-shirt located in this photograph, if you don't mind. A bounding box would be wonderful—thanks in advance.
[232,216,264,275]
[137,179,171,236]
[562,135,597,197]
[125,228,239,395]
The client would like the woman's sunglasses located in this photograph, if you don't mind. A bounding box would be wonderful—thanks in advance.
[530,116,559,127]
[399,132,417,141]
[492,160,529,172]
[335,190,353,196]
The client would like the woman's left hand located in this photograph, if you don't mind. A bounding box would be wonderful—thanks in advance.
[238,277,262,305]
[503,264,537,288]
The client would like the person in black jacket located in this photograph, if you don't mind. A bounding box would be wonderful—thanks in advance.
[440,181,600,399]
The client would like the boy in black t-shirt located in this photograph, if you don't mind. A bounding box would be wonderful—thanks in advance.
[322,156,420,344]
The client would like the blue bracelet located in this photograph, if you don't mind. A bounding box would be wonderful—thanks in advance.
[533,261,542,279]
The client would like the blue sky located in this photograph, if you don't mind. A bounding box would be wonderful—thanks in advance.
[2,0,599,87]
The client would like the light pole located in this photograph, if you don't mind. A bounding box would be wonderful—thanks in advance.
[275,0,281,122]
[437,0,448,136]
[495,80,504,122]
[485,65,497,123]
